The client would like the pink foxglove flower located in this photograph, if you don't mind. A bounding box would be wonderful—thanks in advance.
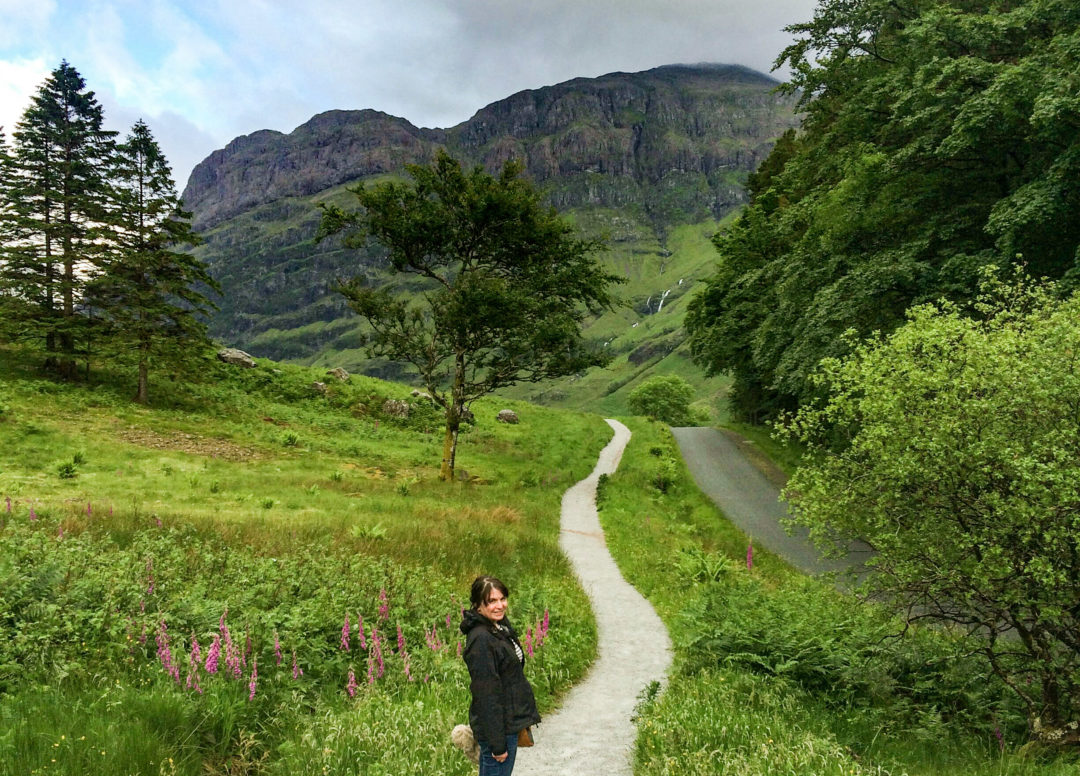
[205,635,221,674]
[346,669,358,697]
[357,615,367,649]
[341,612,351,651]
[248,655,258,701]
[292,650,303,679]
[378,589,389,621]
[274,631,282,665]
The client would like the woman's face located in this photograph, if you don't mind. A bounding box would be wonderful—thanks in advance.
[478,589,508,623]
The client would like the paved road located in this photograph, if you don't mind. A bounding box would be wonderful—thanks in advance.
[515,419,672,776]
[670,427,873,578]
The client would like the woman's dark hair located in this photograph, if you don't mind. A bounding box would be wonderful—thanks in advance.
[470,576,509,609]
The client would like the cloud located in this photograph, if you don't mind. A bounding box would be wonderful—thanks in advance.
[0,58,49,136]
[1,0,820,185]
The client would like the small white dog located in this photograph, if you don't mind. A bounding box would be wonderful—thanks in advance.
[451,724,480,765]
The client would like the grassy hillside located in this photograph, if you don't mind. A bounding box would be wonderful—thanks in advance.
[0,345,610,775]
[600,420,1078,776]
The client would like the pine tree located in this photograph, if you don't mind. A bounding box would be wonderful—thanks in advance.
[0,126,17,334]
[4,61,117,378]
[89,119,218,403]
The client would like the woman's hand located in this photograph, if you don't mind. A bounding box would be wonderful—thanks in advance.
[493,751,508,763]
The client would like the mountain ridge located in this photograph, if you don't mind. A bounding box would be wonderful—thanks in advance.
[179,63,799,415]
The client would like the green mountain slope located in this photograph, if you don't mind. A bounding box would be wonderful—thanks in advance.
[182,64,797,412]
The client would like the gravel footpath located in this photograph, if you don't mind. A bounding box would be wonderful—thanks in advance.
[514,419,673,776]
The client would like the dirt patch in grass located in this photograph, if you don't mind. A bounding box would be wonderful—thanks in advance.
[116,427,263,461]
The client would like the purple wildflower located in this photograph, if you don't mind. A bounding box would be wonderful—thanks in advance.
[341,612,351,651]
[346,669,358,697]
[292,649,303,679]
[108,505,113,516]
[187,634,203,694]
[378,589,389,621]
[248,655,258,701]
[274,631,282,665]
[86,502,92,517]
[357,615,366,649]
[994,726,1004,752]
[396,623,406,654]
[29,505,36,521]
[524,628,534,658]
[205,635,221,674]
[445,612,452,629]
[370,628,385,678]
[156,620,181,684]
[456,639,463,658]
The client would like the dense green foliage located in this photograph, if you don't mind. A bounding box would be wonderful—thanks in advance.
[626,374,697,426]
[0,343,608,774]
[318,151,623,479]
[779,274,1080,743]
[600,420,1077,774]
[86,120,219,404]
[0,63,217,398]
[686,0,1080,420]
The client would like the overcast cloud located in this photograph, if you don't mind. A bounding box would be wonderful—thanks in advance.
[0,0,819,190]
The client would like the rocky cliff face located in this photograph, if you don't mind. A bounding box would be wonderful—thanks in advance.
[183,64,796,231]
[180,64,799,377]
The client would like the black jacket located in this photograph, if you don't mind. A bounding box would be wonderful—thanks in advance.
[460,609,541,755]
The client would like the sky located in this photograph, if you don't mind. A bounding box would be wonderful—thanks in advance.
[0,0,819,192]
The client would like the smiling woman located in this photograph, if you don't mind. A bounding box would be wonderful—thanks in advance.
[460,575,541,776]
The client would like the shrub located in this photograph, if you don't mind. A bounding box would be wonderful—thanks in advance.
[627,375,696,426]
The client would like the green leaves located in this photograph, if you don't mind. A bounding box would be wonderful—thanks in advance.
[688,0,1080,420]
[320,150,623,478]
[779,273,1080,735]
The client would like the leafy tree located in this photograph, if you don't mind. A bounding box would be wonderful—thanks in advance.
[778,273,1080,746]
[626,375,696,426]
[87,120,218,404]
[2,61,117,378]
[318,151,622,480]
[687,0,1080,420]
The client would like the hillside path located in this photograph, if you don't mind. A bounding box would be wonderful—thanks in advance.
[515,419,672,776]
[670,426,873,577]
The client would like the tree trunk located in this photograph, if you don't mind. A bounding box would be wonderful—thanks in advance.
[440,351,467,481]
[440,412,460,482]
[136,358,149,404]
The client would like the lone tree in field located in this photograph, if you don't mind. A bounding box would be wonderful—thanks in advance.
[318,151,621,480]
[779,273,1080,746]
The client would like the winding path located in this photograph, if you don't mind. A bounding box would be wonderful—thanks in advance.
[515,419,672,776]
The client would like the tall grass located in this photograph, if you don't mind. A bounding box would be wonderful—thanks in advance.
[0,345,606,775]
[600,418,1079,776]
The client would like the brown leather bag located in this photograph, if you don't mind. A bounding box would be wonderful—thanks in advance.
[517,727,534,747]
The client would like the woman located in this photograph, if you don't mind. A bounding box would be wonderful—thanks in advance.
[460,575,541,775]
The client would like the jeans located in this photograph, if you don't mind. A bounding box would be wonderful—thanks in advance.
[478,734,518,776]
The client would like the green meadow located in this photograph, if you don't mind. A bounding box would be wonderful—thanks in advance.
[2,346,1078,775]
[0,346,607,776]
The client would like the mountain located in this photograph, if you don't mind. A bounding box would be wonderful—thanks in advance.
[181,64,799,414]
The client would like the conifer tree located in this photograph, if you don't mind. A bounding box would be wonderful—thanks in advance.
[89,120,218,404]
[3,61,117,378]
[0,126,17,332]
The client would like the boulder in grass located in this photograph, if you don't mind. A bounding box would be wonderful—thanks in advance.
[217,348,257,368]
[411,389,434,402]
[496,409,519,424]
[383,399,411,418]
[326,367,350,382]
[311,381,328,395]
